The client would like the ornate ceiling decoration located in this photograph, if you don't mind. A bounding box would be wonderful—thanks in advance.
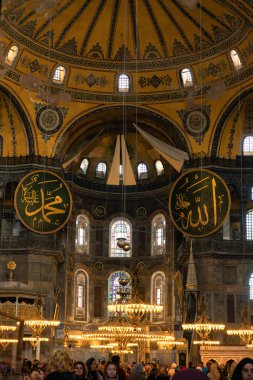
[2,0,252,68]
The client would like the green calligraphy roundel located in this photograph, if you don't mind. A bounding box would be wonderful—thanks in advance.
[169,169,231,238]
[14,170,72,234]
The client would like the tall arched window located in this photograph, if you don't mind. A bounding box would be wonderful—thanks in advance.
[108,271,131,303]
[230,50,242,70]
[80,158,89,174]
[151,214,166,255]
[243,136,253,155]
[53,65,66,83]
[246,210,253,240]
[75,215,89,254]
[249,273,253,300]
[151,271,165,321]
[118,74,130,93]
[74,270,89,320]
[95,162,107,178]
[155,160,164,176]
[137,163,148,179]
[181,68,193,87]
[110,218,132,257]
[5,45,19,66]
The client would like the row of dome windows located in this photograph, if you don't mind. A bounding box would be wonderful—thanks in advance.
[80,158,165,179]
[5,45,243,89]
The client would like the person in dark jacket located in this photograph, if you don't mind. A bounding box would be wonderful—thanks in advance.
[44,350,76,380]
[111,356,127,380]
[86,358,103,380]
[231,358,253,380]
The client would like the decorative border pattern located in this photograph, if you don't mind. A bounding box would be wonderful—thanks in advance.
[1,19,249,69]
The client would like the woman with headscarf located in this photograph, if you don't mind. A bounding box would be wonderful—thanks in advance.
[44,350,75,380]
[231,358,253,380]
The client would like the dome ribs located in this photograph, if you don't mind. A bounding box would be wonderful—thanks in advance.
[173,0,215,43]
[34,0,73,40]
[55,0,92,50]
[143,0,168,58]
[80,0,107,56]
[199,3,235,32]
[157,0,194,53]
[107,0,121,59]
[129,0,141,60]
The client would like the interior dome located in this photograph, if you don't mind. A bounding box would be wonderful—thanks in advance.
[2,0,251,67]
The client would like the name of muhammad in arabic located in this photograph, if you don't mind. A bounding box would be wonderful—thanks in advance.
[21,175,69,228]
[174,175,225,231]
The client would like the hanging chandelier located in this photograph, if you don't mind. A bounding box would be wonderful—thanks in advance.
[0,325,17,332]
[108,272,163,325]
[23,336,49,350]
[0,338,18,351]
[226,305,253,346]
[193,340,221,346]
[182,297,225,341]
[24,319,60,336]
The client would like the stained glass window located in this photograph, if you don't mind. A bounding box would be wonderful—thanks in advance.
[108,271,131,303]
[110,218,132,257]
[151,214,166,255]
[75,215,89,254]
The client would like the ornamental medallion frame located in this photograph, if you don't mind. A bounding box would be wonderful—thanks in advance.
[14,170,72,234]
[169,168,231,238]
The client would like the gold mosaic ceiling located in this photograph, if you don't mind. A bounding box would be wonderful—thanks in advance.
[2,0,252,66]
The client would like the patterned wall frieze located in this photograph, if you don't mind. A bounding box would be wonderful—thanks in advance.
[199,60,229,80]
[35,102,68,139]
[138,74,172,88]
[0,19,250,70]
[19,54,49,77]
[74,73,108,88]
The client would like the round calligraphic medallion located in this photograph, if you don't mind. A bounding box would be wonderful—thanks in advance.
[14,170,72,234]
[169,169,231,238]
[36,106,63,135]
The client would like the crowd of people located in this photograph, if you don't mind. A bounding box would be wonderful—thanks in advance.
[19,353,253,380]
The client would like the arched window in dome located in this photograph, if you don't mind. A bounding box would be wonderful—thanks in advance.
[246,210,253,240]
[74,270,89,320]
[181,68,193,87]
[95,162,107,178]
[249,273,253,300]
[80,158,89,174]
[230,49,242,70]
[108,271,131,303]
[137,163,148,179]
[53,65,66,83]
[155,160,164,176]
[5,45,18,66]
[243,136,253,155]
[151,271,165,321]
[118,74,130,93]
[151,214,166,255]
[75,215,89,254]
[110,218,132,257]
